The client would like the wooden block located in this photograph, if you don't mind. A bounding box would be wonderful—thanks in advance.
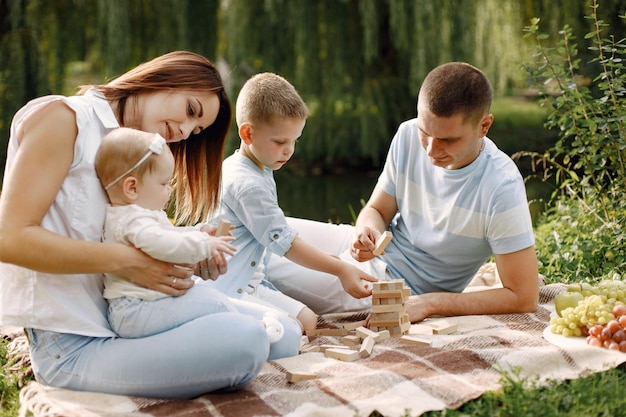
[431,320,458,335]
[399,320,411,335]
[356,326,390,343]
[369,319,402,327]
[400,335,432,346]
[369,311,404,327]
[215,219,231,237]
[305,328,349,337]
[388,321,411,336]
[409,324,435,335]
[325,348,360,362]
[341,335,362,346]
[300,335,310,348]
[319,344,352,352]
[341,320,368,331]
[372,231,393,256]
[376,330,390,342]
[372,303,405,313]
[370,311,403,320]
[300,345,321,353]
[372,288,411,302]
[286,371,317,383]
[359,336,375,358]
[373,279,405,291]
[355,326,379,340]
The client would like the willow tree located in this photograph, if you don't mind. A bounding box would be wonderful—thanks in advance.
[0,0,220,176]
[221,0,620,170]
[1,0,624,179]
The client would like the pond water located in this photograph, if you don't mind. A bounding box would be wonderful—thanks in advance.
[274,170,552,226]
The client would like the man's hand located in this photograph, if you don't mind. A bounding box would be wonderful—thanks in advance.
[404,295,434,323]
[350,226,380,262]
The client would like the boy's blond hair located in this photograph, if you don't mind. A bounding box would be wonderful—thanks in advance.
[95,127,169,194]
[235,72,309,127]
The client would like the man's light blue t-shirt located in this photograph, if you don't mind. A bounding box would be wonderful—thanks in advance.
[379,119,535,294]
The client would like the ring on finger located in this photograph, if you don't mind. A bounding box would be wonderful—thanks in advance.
[172,277,177,287]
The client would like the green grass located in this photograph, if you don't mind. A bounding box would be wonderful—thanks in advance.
[420,366,626,417]
[0,339,22,417]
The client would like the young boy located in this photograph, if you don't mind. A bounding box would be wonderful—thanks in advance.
[210,73,377,331]
[94,127,294,351]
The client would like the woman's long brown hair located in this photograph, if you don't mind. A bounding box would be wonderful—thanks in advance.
[79,51,231,225]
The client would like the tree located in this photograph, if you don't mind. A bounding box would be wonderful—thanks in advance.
[1,0,624,180]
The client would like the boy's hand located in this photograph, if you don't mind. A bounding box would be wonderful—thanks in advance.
[337,263,377,299]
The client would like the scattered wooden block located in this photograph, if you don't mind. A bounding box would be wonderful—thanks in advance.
[341,320,368,331]
[375,330,390,342]
[341,335,362,346]
[319,344,351,352]
[286,371,317,383]
[431,320,458,335]
[355,326,390,343]
[409,324,435,335]
[355,326,379,340]
[215,219,232,237]
[325,348,360,362]
[372,231,393,256]
[305,328,349,337]
[300,345,321,353]
[400,335,432,346]
[300,335,309,348]
[359,336,375,358]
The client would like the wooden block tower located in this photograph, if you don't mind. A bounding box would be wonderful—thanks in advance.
[369,279,411,335]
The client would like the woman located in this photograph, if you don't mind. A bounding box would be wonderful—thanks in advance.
[0,51,299,399]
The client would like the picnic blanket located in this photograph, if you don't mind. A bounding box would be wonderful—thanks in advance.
[6,282,626,417]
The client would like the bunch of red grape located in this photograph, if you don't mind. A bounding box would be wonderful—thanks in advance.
[586,304,626,352]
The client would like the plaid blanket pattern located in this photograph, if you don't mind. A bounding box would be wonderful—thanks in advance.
[9,283,626,417]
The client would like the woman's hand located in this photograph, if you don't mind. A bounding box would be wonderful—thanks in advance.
[113,246,195,296]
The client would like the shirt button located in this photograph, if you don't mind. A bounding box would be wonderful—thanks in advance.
[251,261,256,267]
[273,234,279,239]
[237,288,243,294]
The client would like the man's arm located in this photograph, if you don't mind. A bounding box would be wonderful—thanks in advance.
[404,246,539,322]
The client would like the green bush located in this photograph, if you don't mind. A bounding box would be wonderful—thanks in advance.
[521,2,626,284]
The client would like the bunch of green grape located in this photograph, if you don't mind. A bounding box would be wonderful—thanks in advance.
[550,280,626,337]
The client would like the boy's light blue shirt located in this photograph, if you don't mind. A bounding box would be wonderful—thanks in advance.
[209,150,297,297]
[379,118,535,294]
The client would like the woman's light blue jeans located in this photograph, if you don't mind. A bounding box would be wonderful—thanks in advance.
[26,282,301,399]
